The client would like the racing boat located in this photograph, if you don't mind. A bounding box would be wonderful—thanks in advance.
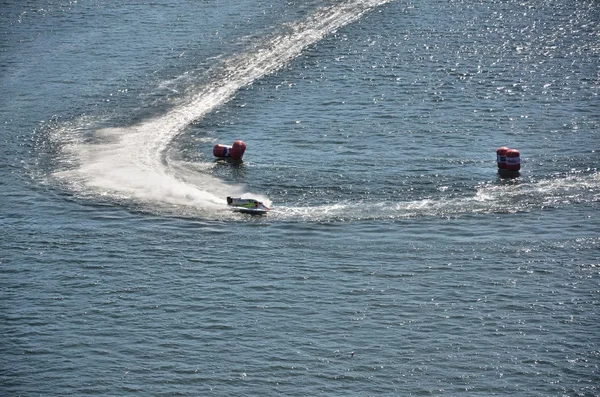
[227,197,270,215]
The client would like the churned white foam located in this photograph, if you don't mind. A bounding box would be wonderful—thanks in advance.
[53,0,393,214]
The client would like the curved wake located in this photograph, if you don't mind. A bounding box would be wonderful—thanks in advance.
[51,0,393,216]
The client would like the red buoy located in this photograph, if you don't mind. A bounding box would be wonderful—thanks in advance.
[213,140,246,161]
[213,144,231,158]
[496,146,509,169]
[505,149,521,171]
[230,140,246,161]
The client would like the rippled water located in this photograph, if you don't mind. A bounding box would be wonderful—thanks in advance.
[1,0,598,395]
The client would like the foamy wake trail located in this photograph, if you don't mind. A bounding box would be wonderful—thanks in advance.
[53,0,393,214]
[270,171,600,221]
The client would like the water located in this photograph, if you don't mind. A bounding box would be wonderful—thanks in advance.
[1,0,598,395]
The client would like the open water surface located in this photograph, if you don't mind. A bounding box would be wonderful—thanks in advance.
[1,0,599,395]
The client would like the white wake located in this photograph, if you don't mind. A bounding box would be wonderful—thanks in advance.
[53,0,393,215]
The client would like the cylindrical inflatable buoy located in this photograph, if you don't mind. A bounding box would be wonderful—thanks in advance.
[230,140,246,161]
[213,140,246,161]
[213,144,231,158]
[505,148,521,171]
[496,146,509,169]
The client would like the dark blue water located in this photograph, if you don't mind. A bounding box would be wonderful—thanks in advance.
[1,0,598,395]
